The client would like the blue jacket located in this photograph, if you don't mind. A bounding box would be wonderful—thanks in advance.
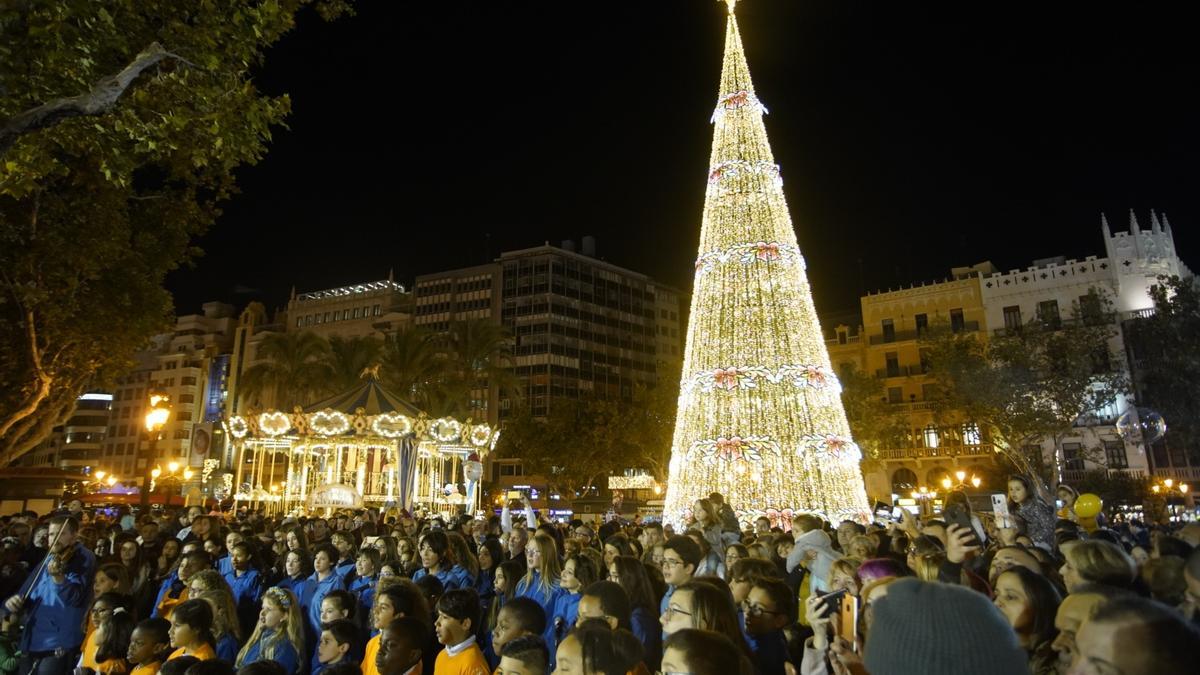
[334,558,356,584]
[216,633,239,662]
[151,572,185,618]
[224,567,263,607]
[348,573,378,633]
[752,629,790,675]
[240,629,300,674]
[274,575,306,598]
[550,592,581,646]
[302,571,346,637]
[631,606,662,670]
[217,555,232,576]
[514,570,563,619]
[412,564,473,592]
[14,542,95,652]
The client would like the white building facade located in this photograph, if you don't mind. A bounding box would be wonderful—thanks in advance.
[979,210,1193,483]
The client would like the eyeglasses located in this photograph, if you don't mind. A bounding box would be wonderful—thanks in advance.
[525,548,539,556]
[660,558,686,569]
[742,601,782,617]
[662,605,692,618]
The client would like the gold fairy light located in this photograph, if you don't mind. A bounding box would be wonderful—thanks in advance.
[663,1,871,528]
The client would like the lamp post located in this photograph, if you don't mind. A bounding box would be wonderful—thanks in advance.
[151,461,195,508]
[140,391,171,511]
[1151,478,1190,522]
[941,470,982,492]
[911,486,938,518]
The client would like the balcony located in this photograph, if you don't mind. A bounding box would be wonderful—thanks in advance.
[869,321,979,345]
[875,365,926,379]
[877,443,995,461]
[885,400,936,412]
[1151,466,1200,481]
[1061,468,1147,483]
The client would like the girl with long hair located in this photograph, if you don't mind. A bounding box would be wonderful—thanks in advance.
[723,544,749,582]
[167,599,217,661]
[607,555,663,669]
[371,535,400,565]
[80,592,136,674]
[236,587,305,674]
[553,554,599,646]
[275,549,312,597]
[485,560,525,645]
[602,533,635,573]
[187,570,242,663]
[447,532,480,581]
[658,579,754,661]
[515,532,563,619]
[994,566,1062,675]
[285,525,309,554]
[411,530,472,590]
[690,499,726,556]
[1008,474,1056,550]
[475,538,503,624]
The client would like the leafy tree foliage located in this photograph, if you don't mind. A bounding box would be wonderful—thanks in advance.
[0,0,352,465]
[920,290,1127,487]
[1124,275,1200,466]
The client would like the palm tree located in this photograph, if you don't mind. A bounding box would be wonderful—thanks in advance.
[442,319,521,418]
[322,335,383,394]
[380,327,445,410]
[238,331,332,410]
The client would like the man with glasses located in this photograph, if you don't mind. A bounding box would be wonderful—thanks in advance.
[656,536,701,634]
[742,578,794,675]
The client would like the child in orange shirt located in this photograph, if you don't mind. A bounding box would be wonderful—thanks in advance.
[165,599,217,661]
[80,592,135,674]
[128,618,173,675]
[434,588,490,675]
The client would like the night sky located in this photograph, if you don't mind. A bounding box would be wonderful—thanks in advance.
[166,1,1199,318]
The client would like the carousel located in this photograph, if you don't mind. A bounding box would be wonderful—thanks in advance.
[223,372,498,515]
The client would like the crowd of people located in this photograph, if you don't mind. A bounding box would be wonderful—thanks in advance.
[0,478,1197,675]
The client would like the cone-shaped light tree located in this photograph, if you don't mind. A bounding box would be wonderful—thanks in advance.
[662,0,871,528]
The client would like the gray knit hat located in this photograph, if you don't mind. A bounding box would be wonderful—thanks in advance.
[864,578,1030,675]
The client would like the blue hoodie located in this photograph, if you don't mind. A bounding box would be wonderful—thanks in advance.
[412,564,474,592]
[14,542,95,652]
[240,629,301,674]
[302,571,346,638]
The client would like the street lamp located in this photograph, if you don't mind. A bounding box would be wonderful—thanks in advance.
[140,390,171,510]
[1151,478,1190,522]
[911,485,939,517]
[941,470,982,491]
[151,462,195,507]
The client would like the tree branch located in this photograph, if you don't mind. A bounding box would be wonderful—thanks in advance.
[0,42,197,155]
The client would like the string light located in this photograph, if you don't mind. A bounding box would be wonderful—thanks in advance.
[663,2,871,528]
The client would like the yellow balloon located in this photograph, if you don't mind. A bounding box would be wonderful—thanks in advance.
[1074,493,1103,519]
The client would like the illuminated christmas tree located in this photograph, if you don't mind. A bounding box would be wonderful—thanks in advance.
[663,0,871,528]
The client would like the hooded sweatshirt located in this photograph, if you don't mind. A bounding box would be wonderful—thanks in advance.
[786,529,837,593]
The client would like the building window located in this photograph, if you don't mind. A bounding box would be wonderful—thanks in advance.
[1038,300,1061,328]
[950,308,965,332]
[1062,442,1084,471]
[1103,439,1127,469]
[885,352,900,378]
[373,305,381,316]
[915,313,928,336]
[838,330,847,345]
[1003,306,1022,332]
[881,319,895,343]
[923,425,940,449]
[962,423,981,445]
[887,387,902,404]
[892,468,918,492]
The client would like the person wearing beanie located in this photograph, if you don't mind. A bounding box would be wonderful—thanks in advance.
[863,578,1029,675]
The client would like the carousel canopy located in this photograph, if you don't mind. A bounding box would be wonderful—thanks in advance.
[304,379,424,417]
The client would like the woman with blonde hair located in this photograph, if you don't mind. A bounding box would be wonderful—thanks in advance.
[846,535,878,561]
[236,587,304,674]
[827,556,864,596]
[515,531,563,619]
[187,569,242,662]
[1060,539,1137,592]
